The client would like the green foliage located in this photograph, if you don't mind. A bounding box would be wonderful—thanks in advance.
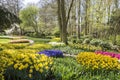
[69,43,102,52]
[110,8,120,25]
[53,57,83,80]
[19,5,39,26]
[52,46,83,55]
[83,38,91,44]
[76,39,84,44]
[0,6,20,31]
[90,39,102,46]
[70,35,77,39]
[90,39,112,50]
[110,8,120,34]
[53,56,120,80]
[99,41,111,50]
[54,30,60,37]
[19,5,39,36]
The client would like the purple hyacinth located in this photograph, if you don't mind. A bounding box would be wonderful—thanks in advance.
[38,50,63,57]
[95,51,120,59]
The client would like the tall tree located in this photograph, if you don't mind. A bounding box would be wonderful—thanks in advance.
[0,6,20,31]
[57,0,74,44]
[75,0,81,39]
[0,0,23,16]
[85,0,90,35]
[19,5,40,35]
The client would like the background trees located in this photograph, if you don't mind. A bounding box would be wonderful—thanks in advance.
[0,6,20,32]
[19,5,40,36]
[0,0,120,44]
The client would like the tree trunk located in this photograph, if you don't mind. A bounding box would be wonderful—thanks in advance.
[61,0,68,44]
[57,0,62,41]
[85,0,88,35]
[78,0,81,39]
[57,0,74,45]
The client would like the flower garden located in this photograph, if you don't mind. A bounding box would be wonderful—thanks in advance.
[0,37,120,80]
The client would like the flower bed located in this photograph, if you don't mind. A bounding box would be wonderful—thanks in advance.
[95,51,120,59]
[77,52,120,70]
[50,38,61,42]
[39,50,63,57]
[0,49,53,80]
[26,44,52,51]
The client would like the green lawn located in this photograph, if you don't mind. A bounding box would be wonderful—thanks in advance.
[0,39,10,43]
[26,37,51,43]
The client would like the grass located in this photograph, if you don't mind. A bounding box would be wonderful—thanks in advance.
[26,37,51,43]
[53,57,120,80]
[53,57,83,80]
[0,39,10,43]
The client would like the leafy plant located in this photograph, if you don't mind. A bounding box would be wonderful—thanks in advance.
[52,57,83,80]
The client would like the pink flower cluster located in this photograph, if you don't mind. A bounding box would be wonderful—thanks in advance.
[95,51,120,59]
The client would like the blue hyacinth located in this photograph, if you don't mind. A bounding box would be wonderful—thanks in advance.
[38,50,63,57]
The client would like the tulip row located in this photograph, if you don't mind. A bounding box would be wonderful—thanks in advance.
[77,52,120,71]
[95,51,120,59]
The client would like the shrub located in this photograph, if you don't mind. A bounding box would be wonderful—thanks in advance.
[70,35,77,39]
[77,52,120,71]
[76,39,84,44]
[39,50,63,57]
[45,36,53,39]
[90,39,102,46]
[83,38,91,44]
[0,44,3,51]
[99,41,111,50]
[69,43,102,51]
[54,30,60,37]
[71,39,77,43]
[0,49,53,80]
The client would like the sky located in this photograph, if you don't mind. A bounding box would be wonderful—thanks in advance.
[23,0,39,6]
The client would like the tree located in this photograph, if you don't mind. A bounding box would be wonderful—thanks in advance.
[0,6,20,32]
[19,5,40,36]
[38,0,58,36]
[75,0,81,39]
[109,8,120,44]
[0,0,23,16]
[57,0,74,44]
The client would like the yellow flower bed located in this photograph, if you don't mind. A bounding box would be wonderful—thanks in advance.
[0,49,53,80]
[77,52,120,70]
[26,44,52,50]
[50,38,61,42]
[0,43,28,49]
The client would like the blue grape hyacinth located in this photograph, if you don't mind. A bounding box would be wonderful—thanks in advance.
[38,50,63,57]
